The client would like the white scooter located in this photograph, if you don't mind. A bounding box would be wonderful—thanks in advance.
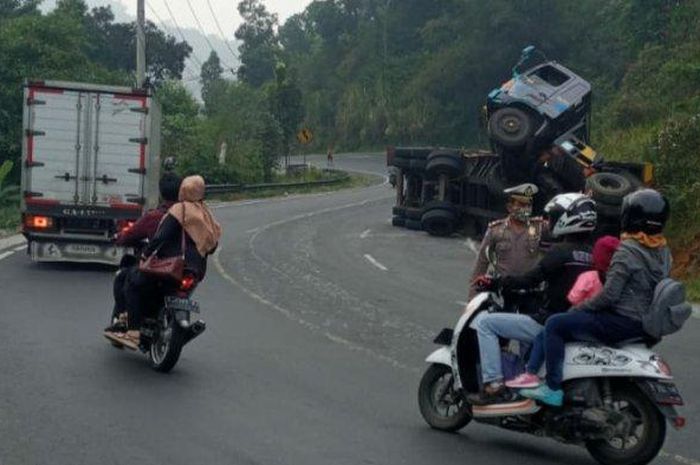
[418,268,685,465]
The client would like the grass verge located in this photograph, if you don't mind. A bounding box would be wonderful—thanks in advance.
[0,205,20,238]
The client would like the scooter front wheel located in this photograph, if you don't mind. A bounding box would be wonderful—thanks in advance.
[418,363,472,432]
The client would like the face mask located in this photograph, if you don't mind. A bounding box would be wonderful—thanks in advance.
[512,205,532,222]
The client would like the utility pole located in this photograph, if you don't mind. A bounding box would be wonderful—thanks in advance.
[136,0,146,89]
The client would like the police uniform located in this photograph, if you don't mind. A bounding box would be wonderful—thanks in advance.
[469,184,544,296]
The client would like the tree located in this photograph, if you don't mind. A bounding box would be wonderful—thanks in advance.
[0,0,40,18]
[268,63,304,164]
[200,51,226,114]
[235,0,279,87]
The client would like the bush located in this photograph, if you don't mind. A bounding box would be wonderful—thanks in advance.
[655,114,700,238]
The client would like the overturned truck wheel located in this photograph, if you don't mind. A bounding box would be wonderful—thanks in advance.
[425,150,465,179]
[421,201,458,237]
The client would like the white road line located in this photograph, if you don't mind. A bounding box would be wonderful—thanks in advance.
[0,251,14,261]
[245,227,260,234]
[212,247,414,373]
[363,254,388,271]
[465,238,479,255]
[456,301,469,307]
[360,229,371,239]
[13,245,25,252]
[659,451,700,465]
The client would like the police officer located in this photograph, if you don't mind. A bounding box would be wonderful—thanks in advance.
[469,183,544,298]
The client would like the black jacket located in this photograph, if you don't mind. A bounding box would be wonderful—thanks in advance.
[144,214,209,279]
[502,241,593,324]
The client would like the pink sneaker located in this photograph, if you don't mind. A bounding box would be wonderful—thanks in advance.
[506,373,542,389]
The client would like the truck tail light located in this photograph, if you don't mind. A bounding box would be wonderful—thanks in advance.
[23,214,54,230]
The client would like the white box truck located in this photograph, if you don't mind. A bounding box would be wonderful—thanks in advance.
[20,80,161,265]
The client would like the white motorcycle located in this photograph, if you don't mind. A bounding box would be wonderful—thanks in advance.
[418,281,686,465]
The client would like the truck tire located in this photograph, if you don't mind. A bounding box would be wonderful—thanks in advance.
[587,172,633,205]
[488,107,535,148]
[421,201,458,237]
[405,219,423,231]
[392,206,407,217]
[392,216,406,227]
[405,208,423,220]
[425,151,465,179]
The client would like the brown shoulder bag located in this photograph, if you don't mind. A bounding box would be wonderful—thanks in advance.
[139,204,186,282]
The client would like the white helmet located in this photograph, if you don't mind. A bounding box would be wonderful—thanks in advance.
[544,193,597,237]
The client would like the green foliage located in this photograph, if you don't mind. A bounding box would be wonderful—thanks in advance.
[655,114,700,237]
[235,0,279,87]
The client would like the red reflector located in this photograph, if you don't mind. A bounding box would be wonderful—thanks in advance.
[673,416,686,429]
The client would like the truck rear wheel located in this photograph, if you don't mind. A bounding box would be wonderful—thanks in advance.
[421,201,458,237]
[425,151,464,179]
[488,107,535,148]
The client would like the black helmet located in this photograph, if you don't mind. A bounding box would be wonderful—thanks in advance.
[159,172,182,202]
[620,189,669,235]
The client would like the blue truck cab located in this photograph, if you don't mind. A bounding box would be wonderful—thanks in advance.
[486,46,592,150]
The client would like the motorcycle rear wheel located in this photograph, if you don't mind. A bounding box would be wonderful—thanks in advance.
[585,385,666,465]
[418,364,472,432]
[148,308,185,373]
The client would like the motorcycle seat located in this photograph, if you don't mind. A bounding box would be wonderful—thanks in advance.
[609,335,660,349]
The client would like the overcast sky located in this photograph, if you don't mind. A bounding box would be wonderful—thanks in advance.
[40,1,311,96]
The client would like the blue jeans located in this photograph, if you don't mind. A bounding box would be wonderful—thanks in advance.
[471,312,544,384]
[544,311,646,390]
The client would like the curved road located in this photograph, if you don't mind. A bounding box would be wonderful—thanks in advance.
[0,153,697,465]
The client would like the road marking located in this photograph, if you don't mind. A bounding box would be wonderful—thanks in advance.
[0,251,13,261]
[659,451,700,465]
[212,246,415,373]
[363,254,388,271]
[360,229,371,239]
[692,304,700,319]
[465,238,479,256]
[245,227,260,234]
[456,301,469,307]
[13,245,25,252]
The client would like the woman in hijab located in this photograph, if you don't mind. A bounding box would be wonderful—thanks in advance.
[113,175,222,347]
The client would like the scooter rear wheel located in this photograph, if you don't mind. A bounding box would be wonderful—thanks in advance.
[585,385,666,465]
[418,364,472,432]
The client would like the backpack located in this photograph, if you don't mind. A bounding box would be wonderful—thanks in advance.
[642,278,692,338]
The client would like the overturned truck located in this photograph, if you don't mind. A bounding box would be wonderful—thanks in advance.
[388,47,653,238]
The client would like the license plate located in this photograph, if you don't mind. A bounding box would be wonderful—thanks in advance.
[165,296,199,313]
[66,244,100,255]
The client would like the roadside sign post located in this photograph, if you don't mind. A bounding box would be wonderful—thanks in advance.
[296,128,313,177]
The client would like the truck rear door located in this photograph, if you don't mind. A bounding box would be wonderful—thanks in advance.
[24,85,147,208]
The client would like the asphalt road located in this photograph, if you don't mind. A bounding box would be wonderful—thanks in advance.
[0,153,697,465]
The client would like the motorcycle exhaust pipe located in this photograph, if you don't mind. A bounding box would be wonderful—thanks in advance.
[182,320,206,345]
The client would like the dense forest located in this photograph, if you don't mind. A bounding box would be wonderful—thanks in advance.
[1,0,699,254]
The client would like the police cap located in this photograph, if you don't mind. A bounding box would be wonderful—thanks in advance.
[504,183,538,202]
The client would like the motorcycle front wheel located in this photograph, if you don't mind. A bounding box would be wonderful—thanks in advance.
[148,307,185,373]
[418,363,472,432]
[585,385,666,465]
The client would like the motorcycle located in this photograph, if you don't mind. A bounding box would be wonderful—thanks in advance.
[418,252,685,465]
[106,271,206,373]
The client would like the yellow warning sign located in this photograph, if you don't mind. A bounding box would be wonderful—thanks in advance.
[297,128,313,145]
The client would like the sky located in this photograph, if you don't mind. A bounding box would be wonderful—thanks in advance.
[40,0,313,95]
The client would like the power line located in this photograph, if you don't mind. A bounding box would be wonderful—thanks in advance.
[144,0,201,82]
[160,0,204,69]
[204,0,239,72]
[184,0,234,72]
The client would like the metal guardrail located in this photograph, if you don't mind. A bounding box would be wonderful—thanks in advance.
[205,170,350,195]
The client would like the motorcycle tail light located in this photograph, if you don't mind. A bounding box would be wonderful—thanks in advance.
[673,416,686,429]
[116,219,135,234]
[180,275,196,291]
[657,358,673,377]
